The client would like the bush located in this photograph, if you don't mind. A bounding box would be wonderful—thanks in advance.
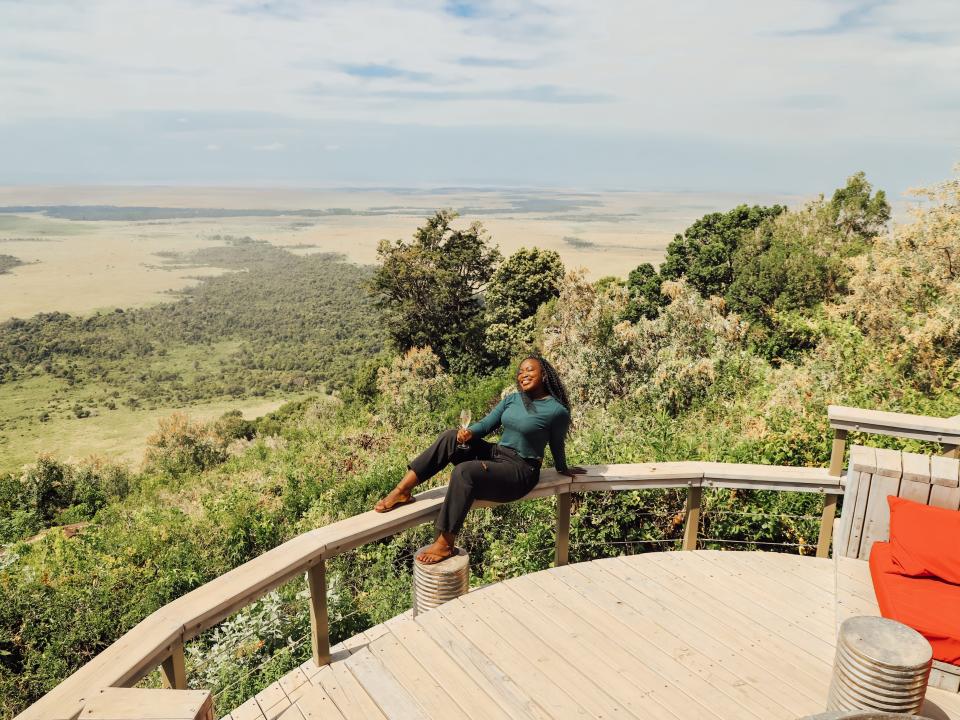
[375,347,455,429]
[543,272,756,414]
[143,413,228,477]
[660,204,787,298]
[213,410,257,442]
[0,457,135,543]
[369,210,501,373]
[623,263,666,321]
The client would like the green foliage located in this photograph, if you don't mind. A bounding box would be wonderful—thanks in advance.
[212,410,256,442]
[0,239,384,404]
[829,171,891,242]
[660,204,787,298]
[623,262,666,321]
[342,351,394,406]
[142,413,229,478]
[0,456,134,543]
[723,173,890,362]
[375,347,456,431]
[483,247,564,365]
[369,211,502,373]
[0,171,955,719]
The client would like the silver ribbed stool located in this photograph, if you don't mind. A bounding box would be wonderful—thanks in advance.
[412,547,469,616]
[827,616,932,715]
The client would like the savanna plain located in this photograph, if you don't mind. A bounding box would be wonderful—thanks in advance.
[0,186,793,469]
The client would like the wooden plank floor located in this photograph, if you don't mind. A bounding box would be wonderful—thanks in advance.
[222,551,960,720]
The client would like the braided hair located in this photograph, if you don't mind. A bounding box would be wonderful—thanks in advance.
[515,354,573,436]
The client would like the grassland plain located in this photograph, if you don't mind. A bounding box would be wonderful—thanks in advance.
[0,237,386,475]
[0,186,801,321]
[0,187,799,469]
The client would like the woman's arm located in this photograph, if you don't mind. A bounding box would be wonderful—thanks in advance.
[467,395,510,438]
[548,409,571,473]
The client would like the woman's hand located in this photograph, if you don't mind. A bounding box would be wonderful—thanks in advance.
[559,466,587,477]
[456,428,474,444]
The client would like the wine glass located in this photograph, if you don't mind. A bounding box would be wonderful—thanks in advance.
[457,408,472,449]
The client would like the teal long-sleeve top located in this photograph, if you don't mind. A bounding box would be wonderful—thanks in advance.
[467,392,570,472]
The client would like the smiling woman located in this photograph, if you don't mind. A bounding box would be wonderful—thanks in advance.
[374,353,585,563]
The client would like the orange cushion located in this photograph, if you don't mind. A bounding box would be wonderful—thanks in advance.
[871,541,960,664]
[887,495,960,584]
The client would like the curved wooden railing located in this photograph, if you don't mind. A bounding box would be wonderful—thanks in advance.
[18,404,960,719]
[17,462,842,720]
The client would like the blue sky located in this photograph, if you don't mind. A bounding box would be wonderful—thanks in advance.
[0,0,958,196]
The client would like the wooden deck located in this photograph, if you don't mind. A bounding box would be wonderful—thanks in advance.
[221,550,960,720]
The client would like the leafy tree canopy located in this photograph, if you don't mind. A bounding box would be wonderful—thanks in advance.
[659,204,787,298]
[483,247,564,366]
[369,210,501,373]
[624,262,666,321]
[727,173,891,327]
[828,171,891,243]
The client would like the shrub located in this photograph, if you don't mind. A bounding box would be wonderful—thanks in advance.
[660,204,787,298]
[0,457,135,543]
[837,171,960,390]
[143,413,228,477]
[375,347,455,429]
[543,272,755,414]
[623,263,666,321]
[213,410,257,442]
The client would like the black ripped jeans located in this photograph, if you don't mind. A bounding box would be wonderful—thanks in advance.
[408,429,541,535]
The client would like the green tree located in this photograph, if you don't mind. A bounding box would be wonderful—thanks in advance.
[623,263,666,321]
[727,174,889,326]
[483,247,564,365]
[660,204,787,298]
[828,171,891,243]
[369,211,502,373]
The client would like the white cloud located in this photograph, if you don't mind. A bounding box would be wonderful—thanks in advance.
[205,143,220,151]
[325,144,341,151]
[0,0,957,186]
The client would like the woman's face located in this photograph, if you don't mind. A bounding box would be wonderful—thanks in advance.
[517,358,545,394]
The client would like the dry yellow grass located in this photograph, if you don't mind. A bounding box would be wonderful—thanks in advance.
[0,396,298,471]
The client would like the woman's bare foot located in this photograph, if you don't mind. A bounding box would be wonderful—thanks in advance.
[416,535,454,564]
[374,486,414,512]
[375,470,419,512]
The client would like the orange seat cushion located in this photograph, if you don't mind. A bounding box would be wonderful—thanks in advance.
[887,495,960,584]
[870,541,960,664]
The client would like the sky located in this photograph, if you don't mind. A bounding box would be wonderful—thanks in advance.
[1,0,959,195]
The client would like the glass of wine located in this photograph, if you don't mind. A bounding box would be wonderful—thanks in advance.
[457,408,472,449]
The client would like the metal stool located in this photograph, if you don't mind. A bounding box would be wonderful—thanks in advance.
[412,546,469,616]
[827,616,932,715]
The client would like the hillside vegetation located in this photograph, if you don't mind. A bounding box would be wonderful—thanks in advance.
[2,171,959,718]
[0,239,385,471]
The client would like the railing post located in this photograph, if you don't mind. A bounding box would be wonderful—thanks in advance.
[829,428,848,477]
[816,494,838,558]
[681,485,701,551]
[307,560,330,666]
[817,428,848,558]
[555,491,571,567]
[160,640,187,690]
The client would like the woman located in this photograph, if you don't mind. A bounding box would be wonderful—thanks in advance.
[374,354,586,564]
